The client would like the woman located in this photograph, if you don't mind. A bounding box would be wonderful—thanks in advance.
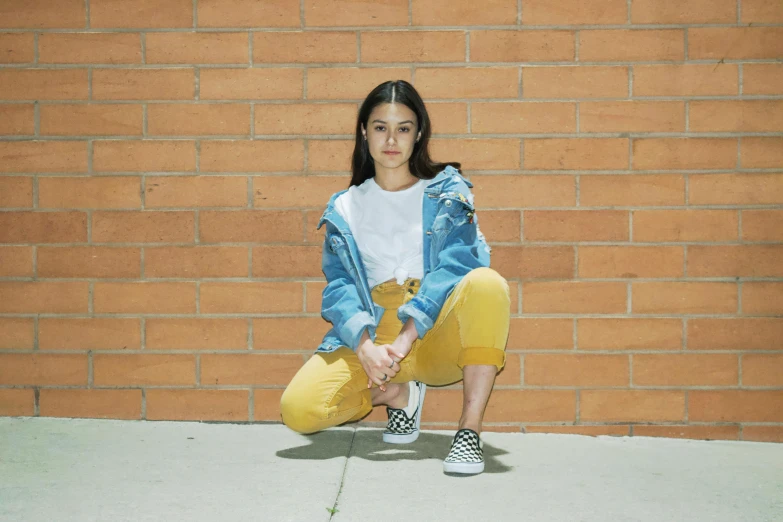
[280,80,510,475]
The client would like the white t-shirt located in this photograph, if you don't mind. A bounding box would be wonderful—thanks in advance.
[334,177,425,288]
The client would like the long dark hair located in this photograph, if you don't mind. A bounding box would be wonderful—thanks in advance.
[350,80,460,187]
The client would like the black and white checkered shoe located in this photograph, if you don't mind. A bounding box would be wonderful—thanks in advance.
[443,428,484,475]
[382,380,426,444]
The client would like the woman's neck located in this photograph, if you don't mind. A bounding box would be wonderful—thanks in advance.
[373,165,419,192]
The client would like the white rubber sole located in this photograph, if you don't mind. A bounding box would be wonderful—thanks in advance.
[443,460,485,475]
[382,381,426,444]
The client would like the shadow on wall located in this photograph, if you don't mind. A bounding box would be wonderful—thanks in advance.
[276,429,512,474]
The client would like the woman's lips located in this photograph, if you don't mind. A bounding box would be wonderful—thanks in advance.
[383,151,400,155]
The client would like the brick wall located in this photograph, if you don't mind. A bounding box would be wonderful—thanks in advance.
[0,0,781,442]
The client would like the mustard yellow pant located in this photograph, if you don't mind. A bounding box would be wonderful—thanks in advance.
[280,267,510,434]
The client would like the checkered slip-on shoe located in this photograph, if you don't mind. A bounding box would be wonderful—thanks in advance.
[382,380,426,444]
[443,428,484,475]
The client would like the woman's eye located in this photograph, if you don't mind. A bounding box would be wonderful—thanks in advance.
[399,127,410,133]
[374,126,385,131]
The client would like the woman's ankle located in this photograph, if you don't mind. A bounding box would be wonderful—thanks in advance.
[371,382,408,409]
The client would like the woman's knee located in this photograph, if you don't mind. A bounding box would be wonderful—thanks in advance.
[463,267,509,300]
[280,385,322,435]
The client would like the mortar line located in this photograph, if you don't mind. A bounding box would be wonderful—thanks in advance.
[328,428,357,521]
[34,388,40,416]
[141,388,146,419]
[247,176,253,208]
[140,244,145,278]
[250,103,255,137]
[86,209,92,243]
[248,387,254,421]
[248,32,253,66]
[85,0,90,29]
[195,354,201,385]
[32,245,38,281]
[408,0,412,25]
[142,104,148,136]
[574,30,579,62]
[465,31,470,62]
[33,315,39,352]
[247,317,253,350]
[194,67,200,100]
[626,0,631,24]
[88,68,93,101]
[738,63,743,96]
[140,33,146,64]
[88,350,94,388]
[33,32,39,64]
[517,0,522,25]
[140,317,146,350]
[33,102,40,137]
[32,174,39,208]
[300,0,305,28]
[737,1,741,25]
[193,0,198,29]
[685,100,690,132]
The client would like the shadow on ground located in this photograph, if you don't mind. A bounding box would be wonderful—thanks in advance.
[276,429,512,474]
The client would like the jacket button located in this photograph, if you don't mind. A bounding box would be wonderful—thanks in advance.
[445,200,452,207]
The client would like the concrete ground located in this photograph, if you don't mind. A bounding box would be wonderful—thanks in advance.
[0,418,781,522]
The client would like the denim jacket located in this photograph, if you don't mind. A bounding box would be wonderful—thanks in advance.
[315,166,490,353]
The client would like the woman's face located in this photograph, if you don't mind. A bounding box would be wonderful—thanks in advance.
[362,102,421,172]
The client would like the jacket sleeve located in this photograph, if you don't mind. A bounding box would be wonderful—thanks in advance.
[320,233,376,351]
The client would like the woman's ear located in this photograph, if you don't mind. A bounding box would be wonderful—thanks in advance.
[361,124,367,140]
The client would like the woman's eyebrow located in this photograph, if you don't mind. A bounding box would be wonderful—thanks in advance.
[371,119,415,125]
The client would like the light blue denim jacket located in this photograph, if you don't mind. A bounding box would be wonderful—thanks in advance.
[315,166,490,353]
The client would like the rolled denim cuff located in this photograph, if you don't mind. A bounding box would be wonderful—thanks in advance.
[340,311,376,351]
[397,295,439,339]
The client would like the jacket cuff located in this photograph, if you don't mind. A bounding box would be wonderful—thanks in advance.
[340,311,376,351]
[397,296,438,339]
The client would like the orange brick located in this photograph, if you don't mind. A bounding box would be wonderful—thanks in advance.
[633,425,739,441]
[525,138,628,170]
[198,0,299,28]
[525,425,630,437]
[507,318,574,350]
[742,137,783,169]
[307,140,354,172]
[633,139,737,170]
[633,210,737,242]
[523,282,627,314]
[362,31,464,63]
[0,0,85,29]
[523,66,628,99]
[92,211,194,243]
[255,32,356,63]
[579,29,683,62]
[0,318,35,350]
[688,245,783,278]
[254,389,284,421]
[633,64,738,96]
[94,354,195,386]
[690,390,783,422]
[429,139,521,170]
[145,247,248,278]
[0,389,34,416]
[40,104,143,136]
[0,246,32,277]
[199,210,303,243]
[93,140,195,172]
[525,354,629,386]
[0,104,34,135]
[252,245,321,277]
[90,0,192,28]
[200,68,303,100]
[39,389,141,420]
[38,177,141,209]
[484,390,576,423]
[93,69,193,100]
[743,354,783,387]
[304,210,325,244]
[470,30,573,63]
[307,68,411,100]
[0,282,88,313]
[471,175,576,207]
[0,353,87,385]
[634,354,738,386]
[581,390,685,422]
[253,317,329,350]
[580,174,684,207]
[0,141,87,172]
[146,389,248,421]
[578,246,684,278]
[688,318,783,351]
[488,246,574,279]
[471,102,576,134]
[145,318,248,350]
[742,282,783,316]
[690,28,783,60]
[580,101,685,133]
[254,103,356,135]
[495,353,521,385]
[0,177,33,207]
[577,318,683,350]
[416,67,518,100]
[743,63,783,95]
[200,282,303,313]
[0,33,34,63]
[39,318,141,351]
[427,102,468,134]
[148,104,250,136]
[37,246,141,278]
[38,33,140,64]
[305,0,407,26]
[632,282,737,314]
[742,0,783,22]
[742,426,783,444]
[525,210,628,241]
[201,354,303,385]
[742,210,783,242]
[305,281,326,312]
[200,140,304,172]
[0,212,86,244]
[94,282,196,314]
[631,0,735,23]
[146,32,248,64]
[691,100,783,133]
[145,176,247,208]
[690,174,783,206]
[0,69,88,101]
[413,0,517,25]
[477,210,520,242]
[524,0,627,25]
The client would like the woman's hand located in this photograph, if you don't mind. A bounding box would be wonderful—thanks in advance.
[358,338,402,391]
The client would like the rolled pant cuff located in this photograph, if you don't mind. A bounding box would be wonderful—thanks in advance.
[457,346,506,371]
